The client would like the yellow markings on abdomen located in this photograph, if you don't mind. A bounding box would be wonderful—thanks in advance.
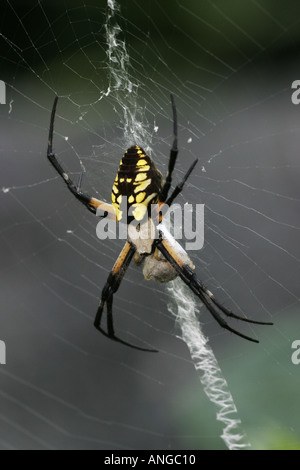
[134,179,151,193]
[132,193,157,221]
[135,173,147,182]
[110,146,161,223]
[136,192,146,203]
[136,159,147,166]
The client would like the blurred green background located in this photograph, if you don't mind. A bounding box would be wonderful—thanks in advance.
[1,0,300,450]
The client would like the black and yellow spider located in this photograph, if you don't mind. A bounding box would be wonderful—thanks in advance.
[47,95,272,352]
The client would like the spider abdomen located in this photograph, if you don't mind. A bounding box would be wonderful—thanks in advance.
[111,145,163,222]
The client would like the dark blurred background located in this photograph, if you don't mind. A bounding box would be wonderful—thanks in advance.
[1,0,300,450]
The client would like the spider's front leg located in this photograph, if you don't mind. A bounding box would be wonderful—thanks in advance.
[47,96,116,219]
[155,225,273,343]
[94,241,158,353]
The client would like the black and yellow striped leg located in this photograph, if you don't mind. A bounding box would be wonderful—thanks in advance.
[159,93,179,203]
[94,241,158,352]
[155,235,273,344]
[47,96,116,218]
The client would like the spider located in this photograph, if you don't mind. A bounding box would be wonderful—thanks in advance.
[47,94,272,352]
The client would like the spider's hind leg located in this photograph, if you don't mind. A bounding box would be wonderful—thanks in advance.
[46,96,117,218]
[155,231,273,343]
[159,94,179,204]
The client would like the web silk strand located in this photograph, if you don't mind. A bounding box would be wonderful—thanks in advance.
[168,278,251,450]
[106,0,251,450]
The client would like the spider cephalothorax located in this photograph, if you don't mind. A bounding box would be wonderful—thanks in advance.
[47,94,272,352]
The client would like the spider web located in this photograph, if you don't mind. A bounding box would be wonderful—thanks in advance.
[0,0,300,450]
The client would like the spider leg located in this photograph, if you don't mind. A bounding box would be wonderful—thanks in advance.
[165,158,198,207]
[155,229,273,343]
[208,295,273,325]
[94,241,158,352]
[159,93,179,203]
[47,96,116,219]
[158,94,198,208]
